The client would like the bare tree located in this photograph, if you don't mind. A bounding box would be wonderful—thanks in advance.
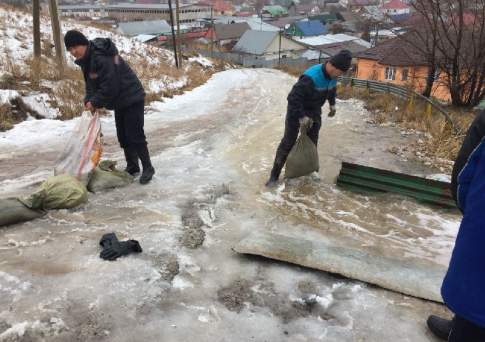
[402,0,485,107]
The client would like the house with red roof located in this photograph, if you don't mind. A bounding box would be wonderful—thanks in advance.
[382,0,410,16]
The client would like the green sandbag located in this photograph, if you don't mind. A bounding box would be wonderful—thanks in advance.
[285,119,319,179]
[87,160,133,193]
[20,174,88,210]
[0,198,45,227]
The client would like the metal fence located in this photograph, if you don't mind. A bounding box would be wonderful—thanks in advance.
[337,77,455,130]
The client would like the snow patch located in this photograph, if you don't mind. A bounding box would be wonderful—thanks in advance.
[22,93,60,119]
[0,89,20,105]
[188,55,214,68]
[427,173,451,182]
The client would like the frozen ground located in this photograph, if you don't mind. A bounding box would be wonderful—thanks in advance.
[0,69,460,341]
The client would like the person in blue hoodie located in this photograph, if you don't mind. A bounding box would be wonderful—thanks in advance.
[265,50,352,187]
[64,30,155,184]
[427,109,485,341]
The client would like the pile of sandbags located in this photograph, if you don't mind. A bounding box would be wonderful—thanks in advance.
[0,111,135,228]
[1,160,133,228]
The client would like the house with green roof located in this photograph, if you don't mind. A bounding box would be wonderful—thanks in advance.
[262,5,288,18]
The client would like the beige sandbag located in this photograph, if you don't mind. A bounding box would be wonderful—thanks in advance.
[284,119,319,179]
[20,174,88,210]
[87,160,133,193]
[0,198,45,227]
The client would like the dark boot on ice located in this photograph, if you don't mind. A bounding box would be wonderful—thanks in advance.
[136,144,155,185]
[265,154,285,187]
[123,147,140,176]
[427,315,453,341]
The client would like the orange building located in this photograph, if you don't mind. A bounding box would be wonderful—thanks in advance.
[355,38,451,102]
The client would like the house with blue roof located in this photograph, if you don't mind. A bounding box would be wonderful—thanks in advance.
[286,20,327,37]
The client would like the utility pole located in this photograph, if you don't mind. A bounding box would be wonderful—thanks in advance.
[33,0,41,58]
[168,0,179,68]
[33,0,41,86]
[48,0,65,77]
[175,0,182,67]
[278,28,282,65]
[210,5,214,57]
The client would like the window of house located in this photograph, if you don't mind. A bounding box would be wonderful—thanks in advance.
[385,66,396,80]
[402,68,409,81]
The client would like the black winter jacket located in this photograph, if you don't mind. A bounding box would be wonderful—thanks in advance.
[75,38,145,110]
[451,109,485,205]
[286,63,337,119]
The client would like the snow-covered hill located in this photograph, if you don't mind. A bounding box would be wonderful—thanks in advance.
[0,4,219,130]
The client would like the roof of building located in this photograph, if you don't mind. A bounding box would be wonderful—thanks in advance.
[294,20,327,36]
[214,16,280,31]
[295,33,370,48]
[266,16,305,29]
[214,22,250,40]
[319,40,370,56]
[301,49,331,60]
[117,20,171,36]
[262,5,288,16]
[382,0,410,10]
[232,30,278,54]
[356,36,428,66]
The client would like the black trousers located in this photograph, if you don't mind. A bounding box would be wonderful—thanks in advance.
[270,111,322,179]
[114,100,147,148]
[449,316,485,342]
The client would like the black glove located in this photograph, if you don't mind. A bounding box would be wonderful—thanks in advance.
[99,233,142,261]
[328,105,336,117]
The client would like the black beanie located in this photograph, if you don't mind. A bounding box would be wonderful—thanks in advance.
[64,30,89,49]
[329,49,352,72]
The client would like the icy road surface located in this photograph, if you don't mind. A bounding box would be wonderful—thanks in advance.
[0,69,459,342]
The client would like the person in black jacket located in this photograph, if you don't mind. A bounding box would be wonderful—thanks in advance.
[265,50,352,187]
[427,109,485,341]
[64,30,155,184]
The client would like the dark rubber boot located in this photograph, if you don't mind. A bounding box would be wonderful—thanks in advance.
[136,144,155,185]
[123,147,140,176]
[265,154,285,187]
[427,315,453,341]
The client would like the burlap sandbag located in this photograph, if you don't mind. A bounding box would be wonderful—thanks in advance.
[20,174,88,210]
[0,198,45,227]
[87,160,133,193]
[284,119,319,179]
